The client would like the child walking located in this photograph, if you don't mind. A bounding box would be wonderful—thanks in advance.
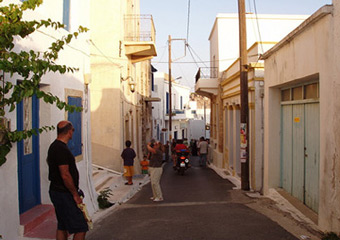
[121,140,136,185]
[140,155,149,175]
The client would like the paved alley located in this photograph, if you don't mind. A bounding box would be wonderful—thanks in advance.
[86,157,319,240]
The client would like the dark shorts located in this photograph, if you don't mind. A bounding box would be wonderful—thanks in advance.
[49,190,89,234]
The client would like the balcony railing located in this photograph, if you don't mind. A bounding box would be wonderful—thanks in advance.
[124,14,155,42]
[195,67,218,83]
[165,109,185,116]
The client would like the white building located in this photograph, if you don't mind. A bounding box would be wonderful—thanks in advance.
[196,13,309,191]
[89,0,156,172]
[0,0,97,239]
[262,2,339,233]
[151,72,192,143]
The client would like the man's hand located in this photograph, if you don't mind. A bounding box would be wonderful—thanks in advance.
[73,193,83,205]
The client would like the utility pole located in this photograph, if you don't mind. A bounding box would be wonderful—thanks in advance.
[238,0,250,190]
[168,35,172,141]
[168,36,186,142]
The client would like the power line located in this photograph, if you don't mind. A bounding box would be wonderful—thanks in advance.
[253,0,264,53]
[187,43,209,68]
[171,50,192,87]
[186,0,191,43]
[187,45,201,69]
[88,39,122,67]
[152,43,168,66]
[248,0,252,13]
[154,56,240,64]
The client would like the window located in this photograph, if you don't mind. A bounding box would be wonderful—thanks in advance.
[180,96,183,109]
[281,82,319,102]
[166,92,169,114]
[67,96,82,156]
[304,83,318,99]
[63,0,70,31]
[151,73,154,91]
[281,89,290,101]
[292,86,303,100]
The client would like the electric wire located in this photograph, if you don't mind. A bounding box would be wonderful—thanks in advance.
[187,44,207,67]
[253,0,264,53]
[186,0,191,44]
[36,29,90,57]
[88,39,122,67]
[153,42,169,66]
[171,50,192,88]
[187,46,201,70]
[248,0,252,13]
[154,56,239,64]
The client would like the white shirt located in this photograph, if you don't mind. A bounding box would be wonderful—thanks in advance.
[198,141,208,154]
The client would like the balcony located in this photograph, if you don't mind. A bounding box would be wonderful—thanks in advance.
[165,109,186,121]
[124,14,157,63]
[195,67,219,97]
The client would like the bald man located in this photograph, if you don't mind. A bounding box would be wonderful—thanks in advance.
[47,121,88,240]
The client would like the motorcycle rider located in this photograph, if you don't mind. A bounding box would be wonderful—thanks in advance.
[173,139,189,169]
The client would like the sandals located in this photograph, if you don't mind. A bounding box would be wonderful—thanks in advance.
[125,182,133,185]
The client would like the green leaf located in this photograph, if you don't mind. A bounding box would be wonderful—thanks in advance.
[9,104,15,112]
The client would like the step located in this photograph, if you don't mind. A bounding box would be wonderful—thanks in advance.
[24,215,57,239]
[20,204,56,239]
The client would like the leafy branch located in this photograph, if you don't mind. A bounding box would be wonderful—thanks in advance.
[0,0,88,166]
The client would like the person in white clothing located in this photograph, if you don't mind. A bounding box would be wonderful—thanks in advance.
[197,136,208,167]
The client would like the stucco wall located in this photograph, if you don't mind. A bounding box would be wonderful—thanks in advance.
[0,1,95,239]
[263,5,339,233]
[320,0,340,233]
[209,14,309,73]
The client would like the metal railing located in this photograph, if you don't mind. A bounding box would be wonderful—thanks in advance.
[195,67,218,83]
[124,14,155,42]
[165,109,185,116]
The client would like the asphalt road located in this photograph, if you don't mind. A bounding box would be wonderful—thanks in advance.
[86,156,298,240]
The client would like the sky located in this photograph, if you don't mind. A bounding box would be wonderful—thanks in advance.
[140,0,332,90]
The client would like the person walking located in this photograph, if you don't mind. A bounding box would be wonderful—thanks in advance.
[147,141,164,202]
[140,155,149,175]
[121,140,136,185]
[47,121,88,240]
[198,136,209,167]
[171,139,177,168]
[164,141,170,162]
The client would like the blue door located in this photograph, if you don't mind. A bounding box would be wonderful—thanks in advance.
[67,96,82,157]
[17,95,40,214]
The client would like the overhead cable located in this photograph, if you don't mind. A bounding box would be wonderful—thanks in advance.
[186,0,191,43]
[253,0,264,53]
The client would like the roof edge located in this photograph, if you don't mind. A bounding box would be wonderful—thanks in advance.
[261,4,333,60]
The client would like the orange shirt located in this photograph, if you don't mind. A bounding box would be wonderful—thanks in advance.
[140,160,149,170]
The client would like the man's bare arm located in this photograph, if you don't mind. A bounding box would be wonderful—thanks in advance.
[59,165,82,204]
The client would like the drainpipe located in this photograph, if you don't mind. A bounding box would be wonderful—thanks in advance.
[260,85,265,195]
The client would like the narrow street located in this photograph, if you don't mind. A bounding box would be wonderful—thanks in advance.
[86,156,305,240]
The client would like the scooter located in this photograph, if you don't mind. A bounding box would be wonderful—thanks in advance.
[176,149,190,175]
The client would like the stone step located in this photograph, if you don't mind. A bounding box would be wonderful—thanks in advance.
[20,204,56,239]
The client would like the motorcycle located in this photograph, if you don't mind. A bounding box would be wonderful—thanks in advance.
[175,149,190,175]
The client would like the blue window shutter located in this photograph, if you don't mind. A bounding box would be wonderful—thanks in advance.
[166,92,169,114]
[151,74,154,91]
[63,0,70,31]
[67,96,82,156]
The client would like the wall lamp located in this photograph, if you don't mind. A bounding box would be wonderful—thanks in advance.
[120,76,136,93]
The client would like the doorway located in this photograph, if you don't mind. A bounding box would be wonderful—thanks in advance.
[17,95,40,214]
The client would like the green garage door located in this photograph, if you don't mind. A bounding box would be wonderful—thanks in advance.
[281,82,320,213]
